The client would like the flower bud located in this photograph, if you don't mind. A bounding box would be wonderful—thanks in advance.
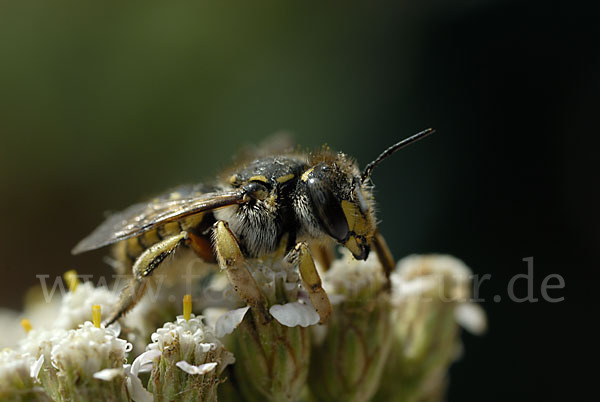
[375,254,487,402]
[308,251,393,402]
[217,254,314,402]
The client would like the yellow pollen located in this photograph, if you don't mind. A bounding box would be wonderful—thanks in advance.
[92,305,101,328]
[64,269,79,293]
[21,318,32,333]
[183,294,192,321]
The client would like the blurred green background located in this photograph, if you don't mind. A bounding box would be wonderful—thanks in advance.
[0,1,595,401]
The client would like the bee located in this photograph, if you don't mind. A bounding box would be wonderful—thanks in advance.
[72,129,434,325]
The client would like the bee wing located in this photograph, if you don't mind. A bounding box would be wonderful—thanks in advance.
[71,187,246,254]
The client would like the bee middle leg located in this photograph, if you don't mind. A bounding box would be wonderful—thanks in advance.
[286,242,332,324]
[105,232,188,325]
[212,221,270,321]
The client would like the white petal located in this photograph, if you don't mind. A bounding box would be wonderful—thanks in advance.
[269,302,319,327]
[106,321,121,337]
[93,368,123,381]
[454,302,487,335]
[131,349,161,377]
[175,360,217,375]
[198,343,215,353]
[30,354,44,379]
[125,365,154,402]
[215,306,250,338]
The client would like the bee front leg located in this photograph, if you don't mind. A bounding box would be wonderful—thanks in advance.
[287,242,332,324]
[212,221,270,321]
[371,229,395,288]
[105,232,188,326]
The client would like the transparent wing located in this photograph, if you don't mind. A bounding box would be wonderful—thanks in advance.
[72,184,246,254]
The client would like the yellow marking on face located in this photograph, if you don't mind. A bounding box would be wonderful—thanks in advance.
[229,174,239,185]
[344,236,362,257]
[249,175,268,183]
[169,192,182,200]
[341,200,370,236]
[301,167,315,182]
[276,173,295,183]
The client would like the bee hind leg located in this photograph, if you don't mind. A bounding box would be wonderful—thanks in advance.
[105,232,188,326]
[212,221,270,322]
[287,242,332,324]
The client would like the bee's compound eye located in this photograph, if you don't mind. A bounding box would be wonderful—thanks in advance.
[306,177,349,242]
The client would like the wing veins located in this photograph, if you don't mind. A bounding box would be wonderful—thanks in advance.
[72,189,246,254]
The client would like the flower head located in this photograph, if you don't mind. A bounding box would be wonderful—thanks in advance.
[147,314,234,402]
[308,250,393,402]
[49,321,131,401]
[375,254,487,402]
[0,348,50,402]
[54,282,118,330]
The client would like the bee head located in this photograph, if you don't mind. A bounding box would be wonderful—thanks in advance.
[300,129,434,259]
[301,158,376,260]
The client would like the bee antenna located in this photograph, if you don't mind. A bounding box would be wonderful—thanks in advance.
[361,128,435,183]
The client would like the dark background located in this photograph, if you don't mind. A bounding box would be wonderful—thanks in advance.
[0,1,595,401]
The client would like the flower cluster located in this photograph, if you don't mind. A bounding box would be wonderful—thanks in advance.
[0,250,486,401]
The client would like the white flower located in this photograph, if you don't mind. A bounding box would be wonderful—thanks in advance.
[53,282,118,330]
[148,314,233,371]
[0,349,35,382]
[246,254,301,304]
[18,327,68,368]
[392,254,472,302]
[0,349,49,400]
[375,254,488,402]
[51,321,131,377]
[120,350,161,402]
[323,249,386,299]
[146,314,235,401]
[391,254,487,334]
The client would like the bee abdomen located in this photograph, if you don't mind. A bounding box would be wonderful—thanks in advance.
[114,221,184,268]
[113,215,207,270]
